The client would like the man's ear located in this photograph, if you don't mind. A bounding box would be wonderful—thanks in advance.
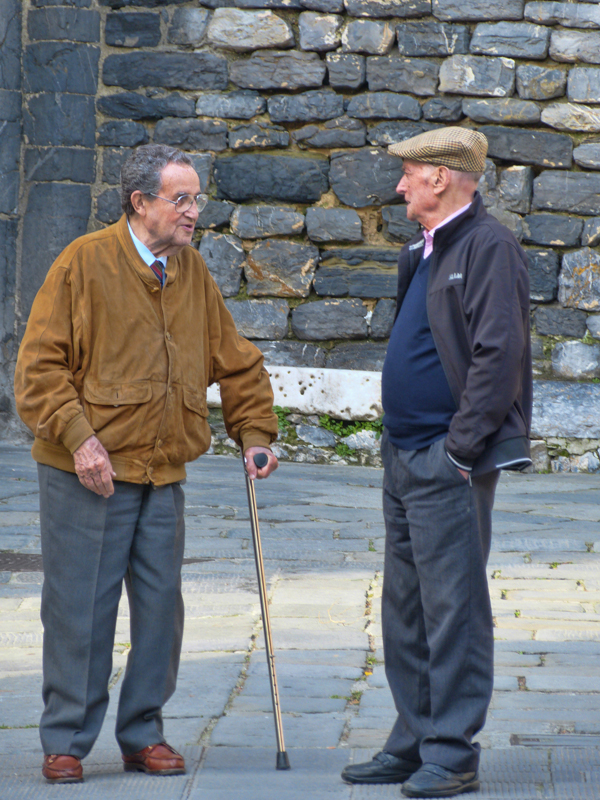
[130,190,146,216]
[432,166,451,195]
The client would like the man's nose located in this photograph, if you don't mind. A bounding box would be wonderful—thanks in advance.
[185,202,199,220]
[396,178,406,195]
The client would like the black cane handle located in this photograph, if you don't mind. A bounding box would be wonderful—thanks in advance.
[253,453,269,469]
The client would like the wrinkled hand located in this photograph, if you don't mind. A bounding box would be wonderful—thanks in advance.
[244,446,278,481]
[73,435,117,498]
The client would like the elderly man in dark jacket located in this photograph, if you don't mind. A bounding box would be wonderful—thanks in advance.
[342,128,532,798]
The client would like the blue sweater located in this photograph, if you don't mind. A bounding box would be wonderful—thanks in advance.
[382,252,457,451]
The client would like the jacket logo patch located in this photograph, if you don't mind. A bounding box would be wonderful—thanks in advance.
[448,272,463,281]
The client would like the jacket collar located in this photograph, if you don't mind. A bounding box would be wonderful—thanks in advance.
[115,214,179,287]
[428,191,485,251]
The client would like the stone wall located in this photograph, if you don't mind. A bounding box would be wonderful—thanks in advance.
[4,0,600,468]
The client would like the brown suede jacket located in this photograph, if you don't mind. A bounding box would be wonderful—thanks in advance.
[14,214,278,485]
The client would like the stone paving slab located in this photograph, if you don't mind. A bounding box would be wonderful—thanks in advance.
[2,448,600,797]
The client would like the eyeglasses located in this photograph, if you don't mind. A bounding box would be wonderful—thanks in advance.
[147,192,208,214]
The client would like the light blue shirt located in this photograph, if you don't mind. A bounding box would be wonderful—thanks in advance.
[127,220,167,276]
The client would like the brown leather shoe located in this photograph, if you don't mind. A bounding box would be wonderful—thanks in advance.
[122,742,185,775]
[42,754,83,784]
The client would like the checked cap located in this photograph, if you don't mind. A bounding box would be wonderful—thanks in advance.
[388,127,488,172]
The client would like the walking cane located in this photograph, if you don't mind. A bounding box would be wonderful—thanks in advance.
[244,451,291,771]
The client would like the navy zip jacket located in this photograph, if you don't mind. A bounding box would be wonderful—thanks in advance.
[394,192,532,476]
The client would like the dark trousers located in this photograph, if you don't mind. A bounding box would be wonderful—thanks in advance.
[380,433,499,774]
[38,464,185,758]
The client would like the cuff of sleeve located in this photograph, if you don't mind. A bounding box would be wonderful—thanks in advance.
[240,431,274,452]
[445,448,473,472]
[61,414,95,455]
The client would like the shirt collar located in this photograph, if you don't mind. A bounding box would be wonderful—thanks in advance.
[422,201,472,259]
[127,220,167,268]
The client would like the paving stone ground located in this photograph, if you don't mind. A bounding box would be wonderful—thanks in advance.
[1,444,600,799]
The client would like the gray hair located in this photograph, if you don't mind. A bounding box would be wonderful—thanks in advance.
[120,144,194,216]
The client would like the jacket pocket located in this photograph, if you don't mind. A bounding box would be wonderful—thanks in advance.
[82,380,153,452]
[171,386,211,464]
[182,387,208,417]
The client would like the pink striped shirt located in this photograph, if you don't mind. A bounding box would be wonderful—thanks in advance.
[423,202,472,259]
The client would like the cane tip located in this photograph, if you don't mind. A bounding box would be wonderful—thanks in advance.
[276,751,291,770]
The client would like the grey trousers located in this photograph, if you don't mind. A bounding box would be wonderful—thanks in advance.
[380,433,499,774]
[38,464,185,758]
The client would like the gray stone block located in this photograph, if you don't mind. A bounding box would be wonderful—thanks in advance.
[326,53,365,89]
[101,148,129,185]
[230,123,288,152]
[292,299,368,340]
[367,120,439,146]
[346,92,422,120]
[168,8,210,45]
[0,217,17,322]
[0,89,21,122]
[96,187,121,224]
[381,205,420,242]
[523,215,583,247]
[345,0,431,17]
[23,93,95,147]
[367,55,439,96]
[20,183,91,320]
[342,19,395,54]
[470,22,549,59]
[296,424,337,446]
[103,52,228,91]
[533,171,600,214]
[320,245,398,265]
[552,341,600,380]
[245,240,319,297]
[154,118,228,152]
[559,247,600,310]
[497,165,533,213]
[462,98,540,124]
[97,121,148,147]
[268,90,344,123]
[293,116,367,148]
[224,298,289,339]
[232,0,303,6]
[24,42,99,94]
[215,154,329,203]
[24,147,95,183]
[0,122,19,214]
[230,206,305,238]
[306,208,363,243]
[105,12,160,47]
[525,248,559,302]
[550,30,600,65]
[516,65,567,100]
[541,102,600,133]
[329,148,404,207]
[230,50,325,90]
[439,55,515,97]
[487,205,523,239]
[299,12,342,51]
[254,340,327,367]
[28,7,99,41]
[534,307,587,338]
[99,0,187,5]
[397,21,469,56]
[302,0,344,10]
[196,91,265,120]
[568,68,600,105]
[422,96,463,121]
[433,0,524,21]
[189,153,213,193]
[33,0,92,4]
[583,218,600,247]
[196,200,234,230]
[207,8,294,51]
[326,341,388,369]
[97,91,195,120]
[314,265,397,297]
[481,125,573,168]
[0,0,22,91]
[199,231,246,297]
[525,1,600,29]
[370,298,396,338]
[574,143,600,171]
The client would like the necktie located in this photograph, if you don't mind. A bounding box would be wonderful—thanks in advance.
[149,260,164,287]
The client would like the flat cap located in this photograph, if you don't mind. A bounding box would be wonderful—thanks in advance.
[388,127,487,172]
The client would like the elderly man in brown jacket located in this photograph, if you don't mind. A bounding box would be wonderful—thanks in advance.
[14,144,278,784]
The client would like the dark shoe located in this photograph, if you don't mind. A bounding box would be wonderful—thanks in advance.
[401,763,479,798]
[341,751,419,784]
[122,742,185,775]
[42,754,83,784]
